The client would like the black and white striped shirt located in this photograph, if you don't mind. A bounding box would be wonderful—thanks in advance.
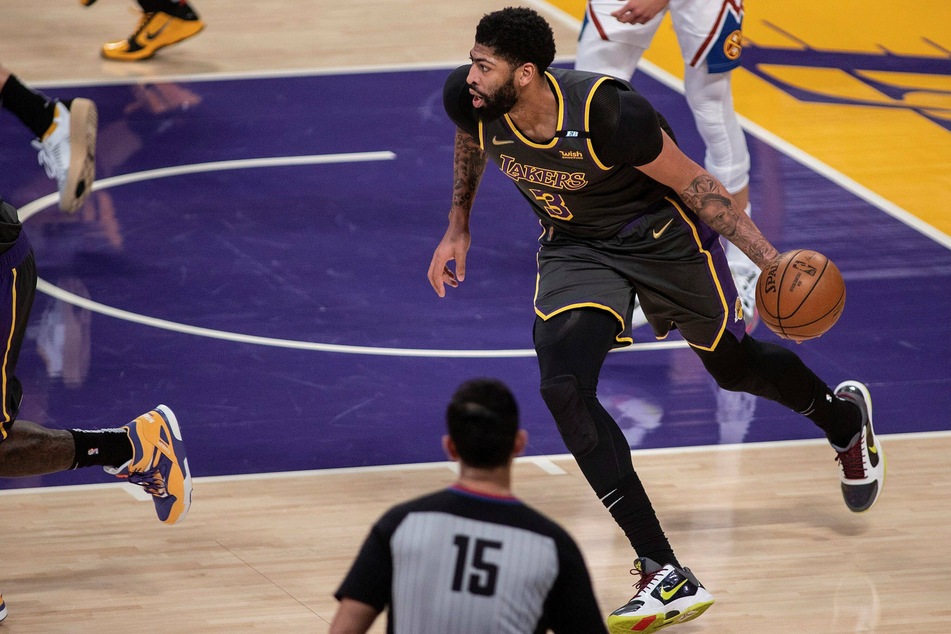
[335,485,606,633]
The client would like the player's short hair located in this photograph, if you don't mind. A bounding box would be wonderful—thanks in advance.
[475,7,556,73]
[446,378,520,469]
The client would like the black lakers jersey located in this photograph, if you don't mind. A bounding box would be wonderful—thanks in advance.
[443,66,676,239]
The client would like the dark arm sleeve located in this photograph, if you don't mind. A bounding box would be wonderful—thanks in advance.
[334,520,395,611]
[589,80,668,167]
[442,64,480,138]
[541,534,609,634]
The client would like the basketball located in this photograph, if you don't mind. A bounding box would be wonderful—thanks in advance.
[755,250,846,342]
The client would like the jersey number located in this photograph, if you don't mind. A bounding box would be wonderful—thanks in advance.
[529,188,573,221]
[451,535,502,597]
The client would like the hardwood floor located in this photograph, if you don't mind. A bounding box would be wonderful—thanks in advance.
[1,1,948,631]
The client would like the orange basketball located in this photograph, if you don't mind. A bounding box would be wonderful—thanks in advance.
[755,250,846,342]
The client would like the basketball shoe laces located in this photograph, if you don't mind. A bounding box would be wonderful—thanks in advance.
[119,467,169,498]
[835,442,866,479]
[631,565,665,598]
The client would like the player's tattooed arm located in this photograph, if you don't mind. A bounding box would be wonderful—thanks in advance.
[681,174,779,269]
[451,128,487,216]
[428,128,485,297]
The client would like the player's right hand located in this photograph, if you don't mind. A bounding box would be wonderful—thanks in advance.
[428,227,471,297]
[611,0,669,24]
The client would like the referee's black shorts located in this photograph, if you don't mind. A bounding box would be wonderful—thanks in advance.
[534,196,749,351]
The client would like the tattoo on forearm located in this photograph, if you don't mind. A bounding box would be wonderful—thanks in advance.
[452,131,486,210]
[681,174,776,267]
[681,174,733,231]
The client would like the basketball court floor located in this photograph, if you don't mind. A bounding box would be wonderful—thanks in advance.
[0,0,949,631]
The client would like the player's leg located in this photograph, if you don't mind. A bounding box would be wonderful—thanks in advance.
[694,332,885,512]
[534,309,714,633]
[0,65,97,213]
[575,2,665,79]
[682,65,756,323]
[668,0,757,329]
[99,0,204,62]
[0,199,191,524]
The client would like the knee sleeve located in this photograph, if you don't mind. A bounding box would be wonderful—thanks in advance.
[540,374,598,456]
[683,66,750,193]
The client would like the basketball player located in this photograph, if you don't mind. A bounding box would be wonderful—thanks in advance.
[1,72,192,622]
[576,0,759,329]
[331,378,607,633]
[428,8,884,631]
[0,63,96,214]
[82,0,204,61]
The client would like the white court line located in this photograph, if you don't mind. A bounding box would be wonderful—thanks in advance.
[3,428,946,500]
[23,152,688,357]
[18,152,396,221]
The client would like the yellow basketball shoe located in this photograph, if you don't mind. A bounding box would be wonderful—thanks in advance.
[0,593,7,622]
[32,99,97,214]
[107,406,193,524]
[101,10,204,61]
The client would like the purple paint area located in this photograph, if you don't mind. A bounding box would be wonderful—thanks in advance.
[0,67,948,489]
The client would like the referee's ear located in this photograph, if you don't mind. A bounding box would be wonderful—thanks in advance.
[512,429,528,459]
[443,434,460,462]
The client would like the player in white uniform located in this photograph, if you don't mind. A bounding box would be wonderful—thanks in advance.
[577,0,758,328]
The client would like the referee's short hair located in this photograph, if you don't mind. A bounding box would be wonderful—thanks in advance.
[446,378,520,469]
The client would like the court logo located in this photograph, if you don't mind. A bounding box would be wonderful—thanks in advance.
[741,32,951,131]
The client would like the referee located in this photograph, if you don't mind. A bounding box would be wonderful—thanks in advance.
[330,378,607,633]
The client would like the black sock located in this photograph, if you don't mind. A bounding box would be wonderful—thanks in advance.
[69,429,133,470]
[799,384,863,448]
[602,473,681,568]
[0,74,57,138]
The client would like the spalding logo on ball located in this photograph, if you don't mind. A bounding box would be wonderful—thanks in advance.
[755,249,845,342]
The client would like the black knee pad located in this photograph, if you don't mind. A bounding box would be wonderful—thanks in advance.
[539,374,598,456]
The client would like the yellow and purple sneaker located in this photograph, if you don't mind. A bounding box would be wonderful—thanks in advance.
[108,405,192,524]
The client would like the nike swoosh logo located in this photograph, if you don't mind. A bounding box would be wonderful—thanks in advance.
[652,219,674,239]
[867,424,879,466]
[144,18,171,41]
[659,579,688,601]
[491,135,514,146]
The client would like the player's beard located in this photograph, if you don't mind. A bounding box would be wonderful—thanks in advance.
[474,74,518,120]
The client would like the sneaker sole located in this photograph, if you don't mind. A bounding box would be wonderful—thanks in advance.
[156,404,193,523]
[608,599,714,634]
[61,98,97,214]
